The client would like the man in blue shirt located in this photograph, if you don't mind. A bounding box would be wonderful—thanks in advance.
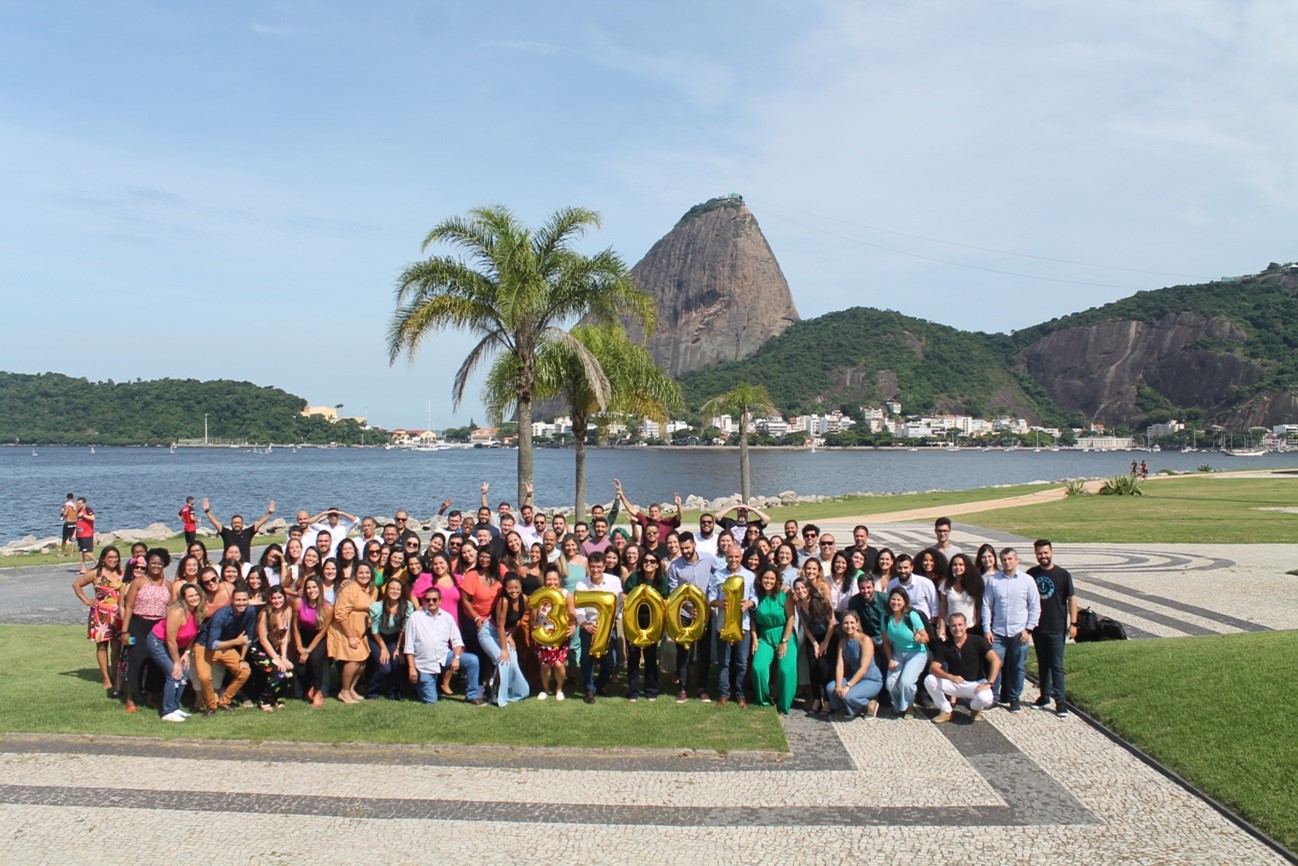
[195,585,255,715]
[707,545,756,707]
[980,548,1041,713]
[667,532,717,703]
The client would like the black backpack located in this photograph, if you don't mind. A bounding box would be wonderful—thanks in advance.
[1075,606,1127,642]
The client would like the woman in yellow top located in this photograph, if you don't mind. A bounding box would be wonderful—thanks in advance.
[327,561,377,704]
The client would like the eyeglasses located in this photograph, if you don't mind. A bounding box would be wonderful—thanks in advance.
[405,542,421,548]
[423,597,440,604]
[201,578,219,586]
[395,517,408,522]
[820,541,835,547]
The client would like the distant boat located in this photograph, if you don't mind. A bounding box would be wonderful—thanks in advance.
[89,446,95,454]
[1225,447,1266,457]
[169,443,176,454]
[30,449,37,457]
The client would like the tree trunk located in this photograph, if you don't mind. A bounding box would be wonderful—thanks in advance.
[516,393,534,508]
[739,427,751,504]
[573,414,589,523]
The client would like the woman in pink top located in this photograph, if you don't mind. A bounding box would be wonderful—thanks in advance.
[120,548,174,713]
[146,583,206,722]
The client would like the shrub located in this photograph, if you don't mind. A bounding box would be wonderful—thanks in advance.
[1063,479,1089,496]
[1198,464,1215,473]
[1098,475,1144,496]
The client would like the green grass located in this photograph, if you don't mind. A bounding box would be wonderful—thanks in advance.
[1061,632,1298,851]
[0,625,786,752]
[969,476,1298,543]
[668,483,1057,526]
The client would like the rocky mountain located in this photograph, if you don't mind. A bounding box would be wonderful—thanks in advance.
[626,195,800,377]
[678,265,1298,428]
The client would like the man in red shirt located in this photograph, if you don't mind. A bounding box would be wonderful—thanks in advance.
[75,498,95,574]
[613,478,682,542]
[178,496,198,545]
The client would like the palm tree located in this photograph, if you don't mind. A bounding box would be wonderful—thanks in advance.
[387,205,653,505]
[486,323,681,521]
[701,383,776,505]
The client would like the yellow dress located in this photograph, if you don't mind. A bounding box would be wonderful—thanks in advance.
[327,581,377,661]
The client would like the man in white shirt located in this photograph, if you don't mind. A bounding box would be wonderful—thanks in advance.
[887,554,939,620]
[302,508,359,558]
[575,556,622,703]
[404,587,483,705]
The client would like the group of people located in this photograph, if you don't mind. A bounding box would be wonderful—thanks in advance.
[70,481,1079,725]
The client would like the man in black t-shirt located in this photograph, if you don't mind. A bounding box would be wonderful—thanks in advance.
[923,613,1001,723]
[202,498,275,562]
[1028,539,1078,717]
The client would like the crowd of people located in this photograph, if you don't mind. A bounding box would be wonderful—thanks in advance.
[70,480,1079,724]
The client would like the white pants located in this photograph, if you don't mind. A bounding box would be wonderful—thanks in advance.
[924,674,995,712]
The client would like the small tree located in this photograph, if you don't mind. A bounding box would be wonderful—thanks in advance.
[701,383,776,504]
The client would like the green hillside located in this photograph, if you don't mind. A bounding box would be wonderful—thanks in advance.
[0,372,380,446]
[678,307,1059,419]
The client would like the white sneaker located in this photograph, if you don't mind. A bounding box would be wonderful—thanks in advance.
[176,710,192,719]
[537,692,548,701]
[555,690,566,702]
[161,711,187,723]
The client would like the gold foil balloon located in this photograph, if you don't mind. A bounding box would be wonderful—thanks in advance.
[573,590,617,657]
[622,584,666,649]
[664,583,708,647]
[527,587,569,648]
[718,574,746,644]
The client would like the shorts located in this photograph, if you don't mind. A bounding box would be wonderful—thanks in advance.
[77,536,94,553]
[62,523,76,543]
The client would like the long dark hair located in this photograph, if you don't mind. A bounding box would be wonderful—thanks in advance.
[916,547,948,580]
[872,547,895,581]
[944,553,985,611]
[755,566,782,600]
[976,543,998,576]
[379,579,410,633]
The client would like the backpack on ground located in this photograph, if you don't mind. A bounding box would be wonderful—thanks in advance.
[1074,607,1103,642]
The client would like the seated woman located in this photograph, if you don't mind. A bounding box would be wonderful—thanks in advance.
[366,577,412,700]
[146,582,206,722]
[825,611,883,719]
[881,587,930,719]
[750,566,797,714]
[250,585,295,711]
[293,575,333,707]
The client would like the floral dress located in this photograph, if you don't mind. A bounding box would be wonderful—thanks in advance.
[87,570,124,642]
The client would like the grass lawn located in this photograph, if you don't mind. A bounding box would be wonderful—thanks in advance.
[0,534,290,570]
[1060,632,1298,851]
[970,476,1298,543]
[677,483,1058,524]
[0,625,786,752]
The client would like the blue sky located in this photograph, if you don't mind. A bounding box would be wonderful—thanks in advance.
[2,0,1295,429]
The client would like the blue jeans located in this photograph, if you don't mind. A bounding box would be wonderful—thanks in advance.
[826,657,883,716]
[580,628,615,694]
[715,631,752,701]
[1032,630,1066,702]
[992,633,1029,701]
[413,651,481,703]
[885,649,928,712]
[145,632,187,716]
[478,623,529,706]
[365,632,402,699]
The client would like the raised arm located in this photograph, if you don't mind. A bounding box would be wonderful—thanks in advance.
[201,498,224,532]
[613,479,640,518]
[523,482,533,508]
[713,504,738,521]
[251,500,277,533]
[747,506,772,525]
[480,482,490,509]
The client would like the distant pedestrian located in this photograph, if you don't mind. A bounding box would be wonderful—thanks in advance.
[75,498,96,574]
[59,493,78,557]
[178,496,198,546]
[1139,461,1148,479]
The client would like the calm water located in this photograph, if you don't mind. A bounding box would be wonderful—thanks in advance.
[3,445,1295,543]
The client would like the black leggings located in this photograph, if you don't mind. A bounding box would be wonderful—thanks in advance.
[803,632,835,703]
[125,617,163,703]
[296,628,330,696]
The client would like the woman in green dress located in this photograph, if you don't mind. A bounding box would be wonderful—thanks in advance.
[750,565,797,713]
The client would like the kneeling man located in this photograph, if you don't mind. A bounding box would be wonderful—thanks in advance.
[924,613,1001,723]
[405,587,483,705]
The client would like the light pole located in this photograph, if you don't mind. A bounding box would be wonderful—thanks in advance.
[203,414,208,446]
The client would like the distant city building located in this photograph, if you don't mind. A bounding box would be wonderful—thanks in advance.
[1147,421,1184,438]
[1076,436,1136,450]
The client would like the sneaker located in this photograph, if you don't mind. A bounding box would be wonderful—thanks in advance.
[676,691,688,704]
[161,710,187,723]
[175,710,191,719]
[627,696,638,703]
[647,696,657,702]
[1055,701,1069,718]
[698,692,712,703]
[536,692,548,701]
[583,691,596,704]
[931,711,953,724]
[1033,695,1051,708]
[717,696,729,707]
[555,690,566,702]
[864,700,879,719]
[970,709,982,722]
[1009,698,1023,713]
[467,697,486,706]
